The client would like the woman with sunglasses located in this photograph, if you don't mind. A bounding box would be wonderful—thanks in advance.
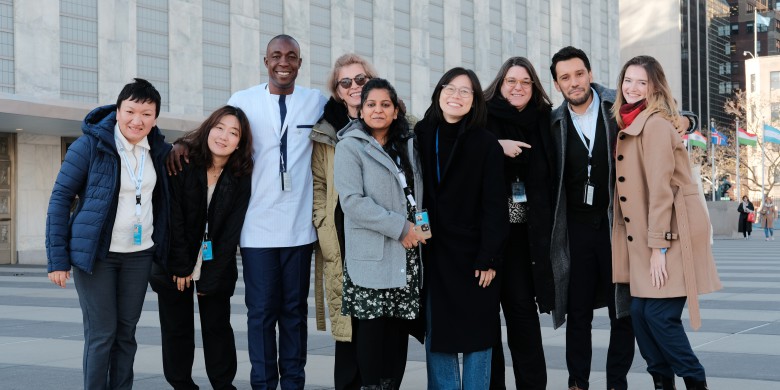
[415,68,509,389]
[334,78,426,390]
[311,53,378,390]
[149,106,253,389]
[483,57,555,390]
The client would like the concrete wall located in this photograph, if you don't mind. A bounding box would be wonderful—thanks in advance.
[708,201,742,239]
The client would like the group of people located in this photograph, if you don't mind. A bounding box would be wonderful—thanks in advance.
[737,195,777,240]
[46,33,723,390]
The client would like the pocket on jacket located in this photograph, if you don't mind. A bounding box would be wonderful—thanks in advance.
[348,228,383,261]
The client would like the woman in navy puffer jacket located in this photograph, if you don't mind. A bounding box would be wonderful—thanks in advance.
[45,78,171,390]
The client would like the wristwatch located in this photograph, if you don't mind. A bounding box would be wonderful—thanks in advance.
[660,248,668,254]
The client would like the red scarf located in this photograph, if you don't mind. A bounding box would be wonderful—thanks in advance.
[619,99,647,129]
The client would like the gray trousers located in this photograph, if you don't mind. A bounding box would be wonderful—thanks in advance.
[73,247,154,390]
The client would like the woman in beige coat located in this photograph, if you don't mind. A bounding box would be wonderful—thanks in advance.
[311,53,378,389]
[611,55,721,390]
[759,197,777,240]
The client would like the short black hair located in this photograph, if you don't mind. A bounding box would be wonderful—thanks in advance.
[116,78,162,118]
[267,34,300,51]
[550,46,591,81]
[423,67,487,131]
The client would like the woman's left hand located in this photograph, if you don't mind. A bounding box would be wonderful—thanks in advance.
[649,249,668,289]
[475,268,496,288]
[172,274,193,292]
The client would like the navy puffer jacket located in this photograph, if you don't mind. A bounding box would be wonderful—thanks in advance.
[46,104,171,273]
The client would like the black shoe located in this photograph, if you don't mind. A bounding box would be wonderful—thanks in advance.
[380,378,395,390]
[652,373,677,389]
[683,377,708,390]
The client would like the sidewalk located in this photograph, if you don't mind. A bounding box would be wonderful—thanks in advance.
[1,238,779,389]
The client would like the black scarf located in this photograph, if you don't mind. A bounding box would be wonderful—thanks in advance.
[322,97,352,131]
[486,96,539,144]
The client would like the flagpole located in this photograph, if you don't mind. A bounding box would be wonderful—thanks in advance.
[711,120,717,201]
[762,123,766,201]
[736,118,741,199]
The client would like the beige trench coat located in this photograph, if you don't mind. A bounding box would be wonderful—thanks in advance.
[612,110,722,330]
[760,203,777,229]
[311,120,352,342]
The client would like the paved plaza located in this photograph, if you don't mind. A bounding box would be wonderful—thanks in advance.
[1,237,778,389]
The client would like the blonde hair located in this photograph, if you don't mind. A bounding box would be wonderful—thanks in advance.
[612,55,679,129]
[326,53,379,102]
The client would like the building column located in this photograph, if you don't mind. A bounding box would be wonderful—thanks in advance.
[410,0,430,117]
[443,0,461,70]
[15,0,59,99]
[373,1,395,82]
[500,0,516,61]
[473,0,491,83]
[331,0,355,56]
[284,0,312,87]
[169,0,203,115]
[230,0,261,90]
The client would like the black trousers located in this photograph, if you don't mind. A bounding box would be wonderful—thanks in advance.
[565,218,634,390]
[334,317,361,390]
[490,223,547,390]
[355,317,409,388]
[151,267,237,390]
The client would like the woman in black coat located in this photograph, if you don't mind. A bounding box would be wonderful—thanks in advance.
[484,57,555,390]
[737,195,755,239]
[150,105,253,390]
[415,67,509,389]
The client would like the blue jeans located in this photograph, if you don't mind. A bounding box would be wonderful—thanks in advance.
[425,336,492,390]
[241,244,313,390]
[765,227,774,238]
[73,248,154,390]
[631,297,706,381]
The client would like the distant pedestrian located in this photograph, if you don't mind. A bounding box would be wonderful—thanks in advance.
[611,55,722,390]
[737,195,755,239]
[759,197,777,241]
[46,78,171,389]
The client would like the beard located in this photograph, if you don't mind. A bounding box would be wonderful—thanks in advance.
[563,87,592,107]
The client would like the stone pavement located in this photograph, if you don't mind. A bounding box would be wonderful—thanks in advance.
[1,238,779,389]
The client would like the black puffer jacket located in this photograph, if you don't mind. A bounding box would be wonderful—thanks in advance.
[163,161,251,296]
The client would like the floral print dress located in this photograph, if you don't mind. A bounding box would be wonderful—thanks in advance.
[341,199,421,320]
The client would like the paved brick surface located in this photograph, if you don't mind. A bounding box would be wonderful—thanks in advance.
[1,238,778,389]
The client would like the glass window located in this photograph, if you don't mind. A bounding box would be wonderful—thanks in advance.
[731,23,739,35]
[747,22,754,33]
[0,0,13,93]
[203,0,230,115]
[137,0,169,111]
[60,0,98,102]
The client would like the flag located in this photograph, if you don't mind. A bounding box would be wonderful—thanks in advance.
[757,13,770,28]
[685,131,707,149]
[764,124,780,144]
[738,128,757,146]
[710,126,727,145]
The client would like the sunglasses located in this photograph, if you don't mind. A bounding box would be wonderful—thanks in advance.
[338,74,370,89]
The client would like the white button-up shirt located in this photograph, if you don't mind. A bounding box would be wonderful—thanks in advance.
[228,83,327,248]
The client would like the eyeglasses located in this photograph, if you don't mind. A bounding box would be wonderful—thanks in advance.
[441,84,474,98]
[338,74,370,89]
[505,78,534,89]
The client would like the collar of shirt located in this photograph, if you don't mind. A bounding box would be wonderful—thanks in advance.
[113,123,150,153]
[567,87,600,141]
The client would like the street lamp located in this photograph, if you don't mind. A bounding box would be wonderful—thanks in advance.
[744,51,755,58]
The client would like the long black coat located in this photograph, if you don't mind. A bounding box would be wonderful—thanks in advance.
[485,99,556,313]
[738,201,755,233]
[155,162,251,296]
[415,117,509,353]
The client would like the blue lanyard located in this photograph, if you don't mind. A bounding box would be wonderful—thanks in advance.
[435,128,441,183]
[115,136,147,217]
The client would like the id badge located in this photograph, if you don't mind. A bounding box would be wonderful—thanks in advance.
[511,180,527,203]
[583,180,596,206]
[414,209,432,239]
[281,171,292,192]
[202,240,213,261]
[133,222,142,245]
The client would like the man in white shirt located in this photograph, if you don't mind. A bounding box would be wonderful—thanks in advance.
[228,35,327,390]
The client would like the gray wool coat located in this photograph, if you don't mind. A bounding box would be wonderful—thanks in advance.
[549,83,631,329]
[333,120,423,289]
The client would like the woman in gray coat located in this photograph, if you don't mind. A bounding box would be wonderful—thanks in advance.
[334,78,427,390]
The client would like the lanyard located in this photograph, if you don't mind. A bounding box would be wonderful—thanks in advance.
[278,94,288,174]
[116,137,146,217]
[570,112,596,179]
[393,156,417,209]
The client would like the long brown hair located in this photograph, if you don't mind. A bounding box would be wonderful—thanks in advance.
[181,105,254,176]
[612,55,679,129]
[483,57,552,111]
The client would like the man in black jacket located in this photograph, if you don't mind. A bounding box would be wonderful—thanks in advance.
[548,46,635,390]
